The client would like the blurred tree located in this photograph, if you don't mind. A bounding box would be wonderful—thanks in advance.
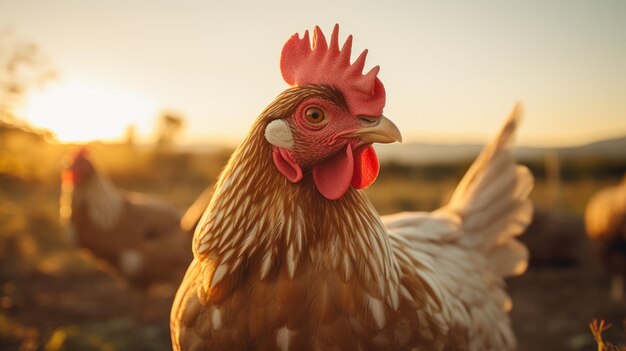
[152,111,187,183]
[155,111,185,149]
[0,30,57,123]
[124,124,137,147]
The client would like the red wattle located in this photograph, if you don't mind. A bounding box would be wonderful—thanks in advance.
[272,147,303,183]
[312,144,354,200]
[351,145,379,189]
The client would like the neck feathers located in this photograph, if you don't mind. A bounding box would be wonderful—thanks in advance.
[195,115,399,302]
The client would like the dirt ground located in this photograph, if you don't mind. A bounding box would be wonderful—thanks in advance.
[1,196,624,350]
[510,212,626,351]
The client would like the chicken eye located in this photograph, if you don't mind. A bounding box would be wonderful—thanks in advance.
[304,107,326,125]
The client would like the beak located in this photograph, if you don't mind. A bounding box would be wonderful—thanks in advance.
[351,115,402,144]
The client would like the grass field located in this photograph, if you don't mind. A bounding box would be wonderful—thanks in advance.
[1,130,625,350]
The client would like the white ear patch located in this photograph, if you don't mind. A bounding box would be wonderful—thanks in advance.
[265,119,294,149]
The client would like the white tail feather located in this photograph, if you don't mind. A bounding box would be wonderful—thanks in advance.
[383,103,533,351]
[447,103,534,277]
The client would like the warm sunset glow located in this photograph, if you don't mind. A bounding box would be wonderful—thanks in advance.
[22,81,158,143]
[3,1,625,146]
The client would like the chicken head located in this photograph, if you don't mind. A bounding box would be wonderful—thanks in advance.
[264,25,402,200]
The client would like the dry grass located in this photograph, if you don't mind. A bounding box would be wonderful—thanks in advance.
[1,130,625,350]
[590,319,626,351]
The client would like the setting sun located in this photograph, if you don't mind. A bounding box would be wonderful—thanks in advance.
[21,81,158,143]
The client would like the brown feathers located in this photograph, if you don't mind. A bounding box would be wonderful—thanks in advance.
[172,98,533,350]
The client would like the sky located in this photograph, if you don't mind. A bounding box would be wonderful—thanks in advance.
[1,0,625,146]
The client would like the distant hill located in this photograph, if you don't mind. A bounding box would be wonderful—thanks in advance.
[375,136,626,165]
[177,135,626,165]
[552,136,626,158]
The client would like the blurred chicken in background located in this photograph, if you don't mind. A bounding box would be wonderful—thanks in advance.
[59,148,202,289]
[585,174,626,301]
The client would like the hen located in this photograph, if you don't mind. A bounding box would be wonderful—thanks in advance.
[60,149,194,288]
[585,175,626,301]
[171,25,533,350]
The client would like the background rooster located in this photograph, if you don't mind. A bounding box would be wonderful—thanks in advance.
[171,25,533,350]
[60,149,195,288]
[585,175,626,301]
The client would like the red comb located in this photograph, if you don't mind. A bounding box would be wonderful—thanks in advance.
[62,169,75,184]
[280,24,385,117]
[72,147,89,160]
